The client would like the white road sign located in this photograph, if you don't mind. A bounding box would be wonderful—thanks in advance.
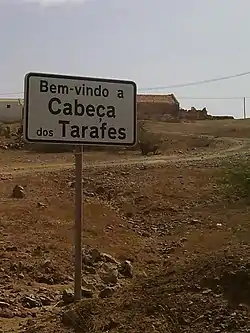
[24,72,137,146]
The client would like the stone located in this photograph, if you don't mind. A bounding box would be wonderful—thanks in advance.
[12,185,25,199]
[119,260,133,278]
[202,289,212,295]
[42,259,52,268]
[98,287,116,298]
[85,266,96,274]
[62,289,74,304]
[40,295,52,306]
[95,186,106,195]
[22,296,41,308]
[89,248,102,262]
[84,191,95,197]
[36,275,55,285]
[62,309,79,328]
[82,278,95,290]
[37,202,46,208]
[180,237,188,243]
[100,268,118,285]
[6,246,18,252]
[0,301,10,308]
[190,219,200,225]
[68,181,75,188]
[82,254,94,266]
[81,288,93,298]
[101,253,119,265]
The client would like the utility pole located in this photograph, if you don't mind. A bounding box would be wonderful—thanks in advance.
[243,97,246,119]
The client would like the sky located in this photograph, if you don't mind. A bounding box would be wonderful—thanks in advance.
[0,0,250,118]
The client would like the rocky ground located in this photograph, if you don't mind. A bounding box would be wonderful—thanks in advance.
[1,119,250,332]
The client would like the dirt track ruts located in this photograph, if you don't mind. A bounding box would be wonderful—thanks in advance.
[0,138,248,176]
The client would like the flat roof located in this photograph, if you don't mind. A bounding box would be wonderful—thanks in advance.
[0,98,23,101]
[0,99,23,103]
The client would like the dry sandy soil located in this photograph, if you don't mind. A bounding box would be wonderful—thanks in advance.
[1,119,250,333]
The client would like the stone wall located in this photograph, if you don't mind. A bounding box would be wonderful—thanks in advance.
[179,107,234,121]
[179,107,209,121]
[137,101,180,121]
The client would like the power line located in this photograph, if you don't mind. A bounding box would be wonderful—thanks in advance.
[1,95,250,101]
[1,94,250,100]
[177,96,247,100]
[138,70,250,92]
[1,70,250,96]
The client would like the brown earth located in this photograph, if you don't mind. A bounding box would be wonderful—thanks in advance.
[1,119,250,333]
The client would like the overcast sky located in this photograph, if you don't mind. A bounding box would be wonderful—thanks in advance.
[0,0,250,118]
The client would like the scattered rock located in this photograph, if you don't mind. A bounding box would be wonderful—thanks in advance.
[202,289,212,295]
[21,295,41,308]
[40,295,52,306]
[84,191,95,197]
[68,181,75,188]
[119,260,133,278]
[190,219,200,225]
[82,278,96,290]
[82,254,94,266]
[6,245,18,252]
[85,266,96,274]
[12,185,25,198]
[41,259,52,268]
[89,248,102,262]
[101,253,119,265]
[36,275,55,285]
[95,186,106,195]
[98,287,116,298]
[81,288,94,298]
[0,301,10,308]
[62,309,79,328]
[100,267,119,285]
[180,237,188,243]
[37,202,46,208]
[62,289,74,304]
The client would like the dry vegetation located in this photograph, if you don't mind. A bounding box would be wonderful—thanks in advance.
[1,119,250,333]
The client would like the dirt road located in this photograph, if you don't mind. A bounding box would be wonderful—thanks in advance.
[0,137,248,176]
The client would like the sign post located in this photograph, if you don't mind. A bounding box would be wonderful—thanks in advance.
[74,145,83,300]
[23,72,137,301]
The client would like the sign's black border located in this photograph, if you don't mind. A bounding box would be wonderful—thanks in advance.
[24,72,137,146]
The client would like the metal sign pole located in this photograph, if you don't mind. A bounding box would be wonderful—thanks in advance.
[243,97,246,119]
[74,145,83,301]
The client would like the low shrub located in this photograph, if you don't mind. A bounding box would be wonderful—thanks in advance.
[219,159,250,201]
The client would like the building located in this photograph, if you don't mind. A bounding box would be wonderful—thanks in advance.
[0,99,23,123]
[137,94,180,121]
